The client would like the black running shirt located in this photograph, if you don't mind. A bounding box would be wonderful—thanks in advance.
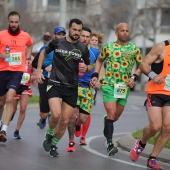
[45,37,90,88]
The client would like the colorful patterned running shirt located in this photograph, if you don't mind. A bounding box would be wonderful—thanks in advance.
[99,41,142,86]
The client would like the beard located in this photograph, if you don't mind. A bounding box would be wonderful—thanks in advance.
[69,33,79,41]
[8,26,20,35]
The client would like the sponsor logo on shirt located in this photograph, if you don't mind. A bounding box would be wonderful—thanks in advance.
[55,48,82,61]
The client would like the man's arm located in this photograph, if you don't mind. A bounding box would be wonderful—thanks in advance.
[37,49,46,84]
[25,44,33,65]
[139,42,165,84]
[139,43,163,75]
[90,58,103,87]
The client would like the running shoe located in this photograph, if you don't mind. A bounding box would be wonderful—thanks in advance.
[147,158,163,170]
[74,116,82,137]
[0,130,7,142]
[37,118,46,129]
[130,140,145,162]
[103,115,107,137]
[13,130,21,139]
[107,142,118,156]
[80,137,87,145]
[50,145,59,157]
[43,133,53,152]
[66,141,75,152]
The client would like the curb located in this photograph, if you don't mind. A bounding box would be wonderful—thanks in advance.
[117,134,170,163]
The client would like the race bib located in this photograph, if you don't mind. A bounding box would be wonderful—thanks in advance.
[114,84,128,99]
[9,52,22,66]
[21,73,30,84]
[164,75,170,91]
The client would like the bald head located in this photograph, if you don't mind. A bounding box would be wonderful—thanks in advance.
[116,23,129,32]
[115,23,130,44]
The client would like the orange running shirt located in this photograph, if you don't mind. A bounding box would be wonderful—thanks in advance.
[146,44,170,95]
[0,30,33,72]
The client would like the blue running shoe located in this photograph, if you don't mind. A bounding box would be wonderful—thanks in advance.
[37,118,46,129]
[14,130,21,139]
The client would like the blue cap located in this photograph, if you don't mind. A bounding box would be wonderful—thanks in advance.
[54,26,66,34]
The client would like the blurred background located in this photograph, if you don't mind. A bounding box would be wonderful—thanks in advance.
[1,0,170,91]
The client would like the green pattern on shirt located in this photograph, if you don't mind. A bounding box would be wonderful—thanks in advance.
[99,41,142,86]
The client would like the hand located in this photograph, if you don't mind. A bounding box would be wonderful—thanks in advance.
[37,71,45,84]
[79,63,88,73]
[153,75,166,84]
[0,52,10,58]
[90,77,98,87]
[45,65,52,72]
[93,81,102,90]
[127,78,135,88]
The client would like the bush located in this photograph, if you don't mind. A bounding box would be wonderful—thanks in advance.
[29,95,39,103]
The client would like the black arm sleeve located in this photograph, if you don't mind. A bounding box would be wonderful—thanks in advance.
[82,47,90,65]
[45,39,58,54]
[32,52,39,69]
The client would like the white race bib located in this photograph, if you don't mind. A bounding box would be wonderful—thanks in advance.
[21,73,30,84]
[9,52,22,66]
[114,84,128,99]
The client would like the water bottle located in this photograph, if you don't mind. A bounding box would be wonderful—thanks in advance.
[5,45,10,62]
[78,59,85,77]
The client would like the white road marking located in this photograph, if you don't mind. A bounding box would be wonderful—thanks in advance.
[81,133,147,169]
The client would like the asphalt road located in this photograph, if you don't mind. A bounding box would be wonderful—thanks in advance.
[1,91,170,170]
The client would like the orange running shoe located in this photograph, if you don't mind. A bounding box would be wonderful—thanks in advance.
[147,158,163,170]
[74,116,82,137]
[66,141,75,152]
[130,140,145,162]
[80,137,87,145]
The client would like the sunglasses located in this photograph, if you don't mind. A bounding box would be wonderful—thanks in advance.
[43,35,52,41]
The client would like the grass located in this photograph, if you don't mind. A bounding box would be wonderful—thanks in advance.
[29,95,39,103]
[132,129,170,149]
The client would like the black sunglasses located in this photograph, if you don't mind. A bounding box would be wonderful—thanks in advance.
[43,35,52,41]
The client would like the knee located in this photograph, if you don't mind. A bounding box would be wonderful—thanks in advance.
[6,97,13,105]
[150,124,161,134]
[107,111,116,120]
[51,113,60,124]
[20,107,26,115]
[162,125,170,134]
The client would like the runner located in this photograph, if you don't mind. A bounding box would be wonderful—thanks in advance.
[37,19,92,157]
[11,56,36,139]
[32,26,66,129]
[130,39,170,170]
[90,22,142,156]
[0,11,33,142]
[67,27,100,152]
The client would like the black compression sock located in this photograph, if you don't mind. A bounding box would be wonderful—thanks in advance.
[149,155,156,160]
[105,119,114,143]
[139,140,146,148]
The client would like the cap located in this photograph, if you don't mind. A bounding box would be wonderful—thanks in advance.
[43,32,52,41]
[54,26,66,34]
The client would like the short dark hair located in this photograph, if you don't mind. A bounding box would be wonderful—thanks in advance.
[8,11,20,19]
[82,27,92,35]
[69,18,83,27]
